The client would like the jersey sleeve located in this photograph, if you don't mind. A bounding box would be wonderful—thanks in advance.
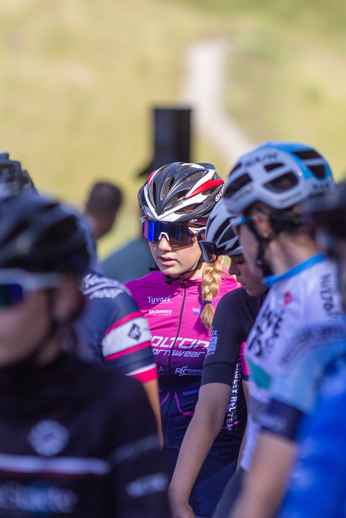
[109,376,171,518]
[261,323,346,440]
[102,292,157,384]
[201,289,251,387]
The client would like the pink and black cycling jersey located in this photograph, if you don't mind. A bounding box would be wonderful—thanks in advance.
[126,270,245,461]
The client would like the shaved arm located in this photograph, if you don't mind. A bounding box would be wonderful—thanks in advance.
[230,432,297,518]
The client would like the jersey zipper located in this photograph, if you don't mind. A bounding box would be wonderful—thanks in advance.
[162,279,187,440]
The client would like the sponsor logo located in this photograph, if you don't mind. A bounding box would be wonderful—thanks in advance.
[151,336,209,350]
[175,366,202,377]
[89,288,122,300]
[193,307,202,316]
[280,324,346,367]
[148,309,173,317]
[244,153,278,167]
[233,184,253,204]
[147,296,171,305]
[28,420,69,457]
[284,292,292,305]
[320,273,340,318]
[129,324,141,340]
[206,329,218,357]
[215,185,224,202]
[0,482,78,514]
[247,304,284,358]
[83,273,121,290]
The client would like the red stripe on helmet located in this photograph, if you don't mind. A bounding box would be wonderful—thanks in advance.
[147,170,157,185]
[186,179,224,199]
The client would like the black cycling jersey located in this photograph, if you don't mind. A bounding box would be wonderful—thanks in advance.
[0,353,170,518]
[201,288,267,387]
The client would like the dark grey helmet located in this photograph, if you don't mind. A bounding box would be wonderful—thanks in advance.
[138,162,224,225]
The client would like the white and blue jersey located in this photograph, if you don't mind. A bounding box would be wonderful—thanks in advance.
[241,254,346,471]
[279,357,346,518]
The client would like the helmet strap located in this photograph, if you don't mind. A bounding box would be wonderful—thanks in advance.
[164,254,204,285]
[246,218,273,278]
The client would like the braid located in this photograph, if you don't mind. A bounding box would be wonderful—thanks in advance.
[200,257,224,331]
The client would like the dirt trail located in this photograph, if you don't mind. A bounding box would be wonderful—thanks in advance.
[179,38,255,167]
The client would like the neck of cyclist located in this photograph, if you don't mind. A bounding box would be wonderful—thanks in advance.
[265,231,320,276]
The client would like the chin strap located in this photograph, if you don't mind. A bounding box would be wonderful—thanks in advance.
[246,219,273,278]
[164,254,204,285]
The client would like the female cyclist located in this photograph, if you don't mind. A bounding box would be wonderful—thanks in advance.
[0,193,170,518]
[126,162,240,518]
[168,200,268,518]
[223,142,345,518]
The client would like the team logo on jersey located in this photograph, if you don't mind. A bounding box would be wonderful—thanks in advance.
[28,420,69,457]
[206,329,218,357]
[128,323,142,340]
[284,292,292,305]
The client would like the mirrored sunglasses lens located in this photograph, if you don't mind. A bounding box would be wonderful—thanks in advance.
[0,283,24,307]
[142,220,160,242]
[169,226,194,248]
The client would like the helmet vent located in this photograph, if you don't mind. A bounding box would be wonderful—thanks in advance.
[306,164,326,179]
[178,163,194,171]
[264,172,298,193]
[264,162,284,173]
[159,164,170,177]
[177,203,200,214]
[292,149,322,160]
[229,162,242,176]
[160,177,174,200]
[224,173,252,198]
[213,218,231,242]
[184,171,205,183]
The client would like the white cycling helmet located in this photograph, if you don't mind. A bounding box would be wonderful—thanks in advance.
[223,141,334,214]
[198,201,242,263]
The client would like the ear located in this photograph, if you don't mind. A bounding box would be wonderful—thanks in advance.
[251,212,273,239]
[51,274,84,324]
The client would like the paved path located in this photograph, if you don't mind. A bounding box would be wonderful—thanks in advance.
[179,38,255,167]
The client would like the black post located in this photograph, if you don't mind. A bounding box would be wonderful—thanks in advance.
[138,107,192,177]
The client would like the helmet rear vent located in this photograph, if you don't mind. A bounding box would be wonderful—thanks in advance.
[184,171,205,183]
[264,172,298,193]
[264,162,284,173]
[306,164,326,179]
[292,149,322,160]
[178,163,194,171]
[224,173,252,198]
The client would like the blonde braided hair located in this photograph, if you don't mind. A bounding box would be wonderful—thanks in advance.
[200,256,224,331]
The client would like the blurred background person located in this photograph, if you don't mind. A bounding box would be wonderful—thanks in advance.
[224,142,344,518]
[0,193,170,518]
[278,181,346,518]
[83,181,123,242]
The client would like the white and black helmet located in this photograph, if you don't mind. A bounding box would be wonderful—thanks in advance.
[138,162,224,225]
[223,142,334,214]
[203,201,242,257]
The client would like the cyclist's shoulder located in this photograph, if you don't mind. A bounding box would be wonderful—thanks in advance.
[125,270,165,294]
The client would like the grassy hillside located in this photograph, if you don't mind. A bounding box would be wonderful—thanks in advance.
[0,0,345,257]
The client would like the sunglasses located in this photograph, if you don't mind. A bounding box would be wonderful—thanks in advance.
[230,214,254,236]
[142,219,204,249]
[196,231,220,263]
[0,269,61,308]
